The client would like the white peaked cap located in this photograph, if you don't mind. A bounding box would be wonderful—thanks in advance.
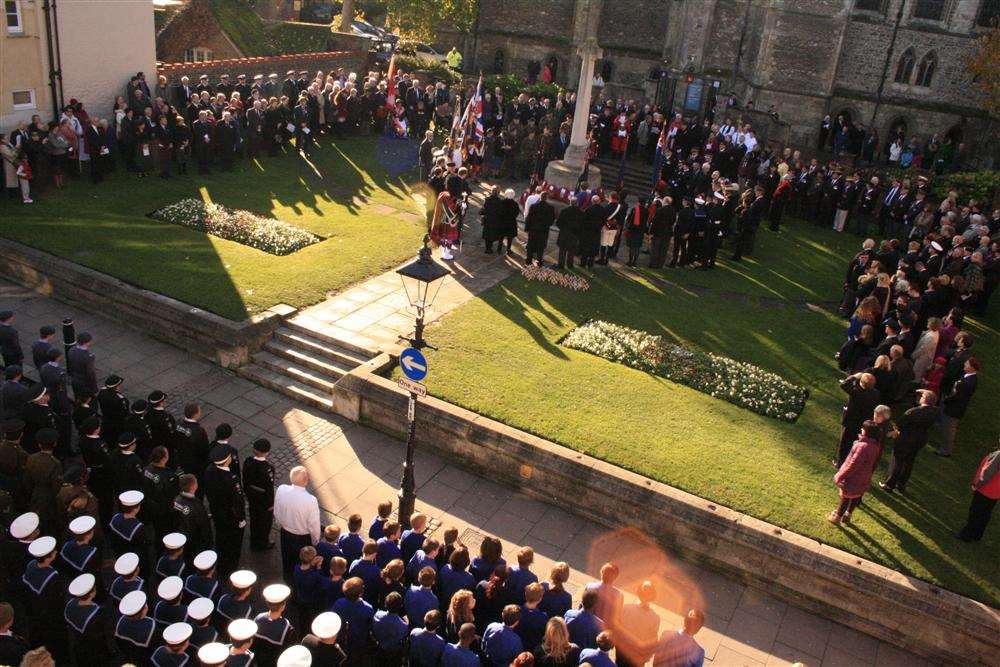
[263,583,291,604]
[187,597,214,621]
[119,590,147,616]
[163,621,193,645]
[68,573,95,597]
[276,645,312,667]
[311,612,341,639]
[197,642,230,665]
[158,576,184,601]
[193,550,217,571]
[114,552,140,575]
[68,515,96,535]
[230,570,257,589]
[10,512,39,539]
[28,536,56,558]
[119,490,144,507]
[163,532,187,549]
[228,618,258,642]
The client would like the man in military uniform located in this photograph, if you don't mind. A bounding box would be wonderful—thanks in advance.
[109,490,151,577]
[78,416,113,524]
[217,569,256,630]
[97,375,129,447]
[186,597,218,650]
[155,532,187,580]
[253,584,296,666]
[1,366,27,420]
[153,620,194,666]
[172,474,213,563]
[22,535,68,662]
[29,324,56,375]
[55,464,100,541]
[24,428,62,533]
[59,514,101,580]
[153,576,189,629]
[115,590,158,665]
[212,423,241,481]
[0,419,29,510]
[38,348,72,459]
[234,74,252,103]
[203,445,246,579]
[64,572,116,666]
[175,403,209,484]
[242,438,275,551]
[110,552,144,603]
[184,549,220,601]
[147,390,177,458]
[71,390,98,431]
[0,311,24,371]
[142,446,179,546]
[66,332,98,400]
[21,384,54,454]
[125,399,154,461]
[110,432,144,497]
[2,512,39,638]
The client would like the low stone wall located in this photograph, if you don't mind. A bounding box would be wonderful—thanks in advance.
[0,239,293,368]
[333,356,999,666]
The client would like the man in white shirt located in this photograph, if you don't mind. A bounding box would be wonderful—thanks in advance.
[273,466,320,582]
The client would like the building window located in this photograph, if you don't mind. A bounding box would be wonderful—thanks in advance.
[854,0,884,12]
[5,0,23,33]
[184,47,213,63]
[894,48,915,83]
[912,0,947,20]
[915,51,936,87]
[978,0,1000,27]
[12,89,35,110]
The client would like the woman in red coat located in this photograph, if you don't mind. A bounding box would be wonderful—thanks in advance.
[830,421,881,525]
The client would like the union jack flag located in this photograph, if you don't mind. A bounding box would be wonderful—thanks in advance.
[455,75,485,151]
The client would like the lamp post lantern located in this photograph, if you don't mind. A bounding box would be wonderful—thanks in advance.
[395,236,450,527]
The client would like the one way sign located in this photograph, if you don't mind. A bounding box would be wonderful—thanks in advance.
[399,348,428,382]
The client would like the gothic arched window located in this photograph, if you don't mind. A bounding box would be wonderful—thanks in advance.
[915,51,937,87]
[894,48,915,83]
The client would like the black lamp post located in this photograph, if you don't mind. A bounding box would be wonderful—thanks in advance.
[395,235,450,528]
[395,235,451,349]
[62,317,76,359]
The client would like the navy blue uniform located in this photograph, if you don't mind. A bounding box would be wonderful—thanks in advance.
[115,615,158,665]
[64,598,115,665]
[253,613,295,667]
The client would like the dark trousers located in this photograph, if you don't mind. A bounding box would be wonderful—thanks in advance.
[280,528,312,582]
[525,234,547,265]
[557,247,575,269]
[883,444,921,491]
[248,501,274,550]
[958,491,996,541]
[627,245,641,266]
[649,235,667,268]
[214,522,244,580]
[836,425,859,467]
[769,202,784,232]
[835,495,862,517]
[669,237,686,266]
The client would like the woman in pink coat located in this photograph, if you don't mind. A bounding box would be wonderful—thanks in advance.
[829,421,881,525]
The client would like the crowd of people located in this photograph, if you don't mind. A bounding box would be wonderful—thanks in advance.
[0,310,712,666]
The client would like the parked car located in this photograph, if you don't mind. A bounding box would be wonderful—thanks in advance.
[413,42,447,64]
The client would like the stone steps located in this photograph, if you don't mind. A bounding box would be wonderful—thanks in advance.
[593,157,654,195]
[241,324,378,412]
[283,319,380,358]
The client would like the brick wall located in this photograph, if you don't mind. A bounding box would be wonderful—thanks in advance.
[597,0,668,53]
[157,50,370,84]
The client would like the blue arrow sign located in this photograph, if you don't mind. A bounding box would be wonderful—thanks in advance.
[399,348,428,382]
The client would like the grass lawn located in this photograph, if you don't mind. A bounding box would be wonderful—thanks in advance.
[417,220,1000,606]
[0,135,427,320]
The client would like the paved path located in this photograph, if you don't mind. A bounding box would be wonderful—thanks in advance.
[0,279,929,666]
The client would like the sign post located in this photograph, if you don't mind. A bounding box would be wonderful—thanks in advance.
[397,348,428,529]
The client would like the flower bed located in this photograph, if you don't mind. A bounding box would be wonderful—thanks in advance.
[562,321,808,421]
[151,199,321,256]
[521,265,590,291]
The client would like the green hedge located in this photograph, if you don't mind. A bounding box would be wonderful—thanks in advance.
[393,54,461,85]
[929,171,1000,205]
[483,74,563,102]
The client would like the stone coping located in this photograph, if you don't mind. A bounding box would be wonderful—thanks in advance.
[0,239,293,368]
[330,353,999,666]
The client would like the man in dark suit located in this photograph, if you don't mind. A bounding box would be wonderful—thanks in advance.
[836,372,881,467]
[879,178,901,237]
[524,192,556,266]
[942,331,974,389]
[66,332,98,400]
[880,389,939,493]
[281,70,298,101]
[203,445,245,579]
[195,74,213,95]
[235,74,252,102]
[30,325,56,375]
[192,110,214,174]
[1,366,27,420]
[216,73,234,99]
[263,73,280,100]
[0,311,23,369]
[936,357,979,457]
[293,97,313,156]
[173,75,194,108]
[97,375,129,448]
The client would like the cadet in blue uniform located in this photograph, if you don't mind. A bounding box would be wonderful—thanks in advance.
[196,642,230,666]
[185,597,218,650]
[347,540,381,605]
[301,611,346,665]
[400,512,428,564]
[505,547,538,605]
[154,576,189,629]
[156,532,187,580]
[409,609,447,667]
[338,513,365,564]
[517,582,548,651]
[146,391,177,458]
[115,590,158,665]
[226,618,258,667]
[0,311,25,369]
[65,573,116,666]
[253,583,295,667]
[109,489,151,577]
[441,622,480,667]
[184,550,220,601]
[152,621,193,666]
[369,501,392,539]
[22,535,67,662]
[482,605,523,667]
[30,325,55,375]
[3,512,39,638]
[77,416,113,525]
[373,591,409,663]
[375,522,402,569]
[110,552,144,604]
[331,577,374,663]
[405,537,439,584]
[142,446,179,545]
[203,445,246,579]
[124,400,154,460]
[216,569,255,630]
[564,588,605,650]
[172,475,213,563]
[315,524,343,572]
[404,567,439,630]
[109,433,144,497]
[60,515,100,580]
[210,423,241,480]
[241,438,275,552]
